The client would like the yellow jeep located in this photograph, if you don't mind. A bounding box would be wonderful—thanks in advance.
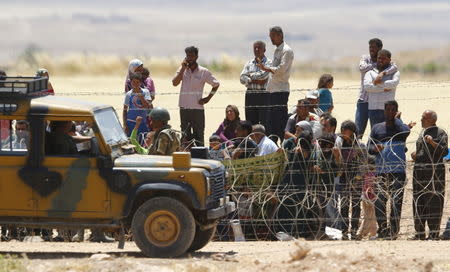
[0,77,235,257]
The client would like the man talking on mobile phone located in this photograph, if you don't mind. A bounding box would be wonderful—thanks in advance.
[172,46,220,146]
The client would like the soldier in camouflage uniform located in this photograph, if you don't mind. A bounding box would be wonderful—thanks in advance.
[131,107,181,155]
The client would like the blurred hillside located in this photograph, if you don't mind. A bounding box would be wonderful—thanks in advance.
[0,0,449,64]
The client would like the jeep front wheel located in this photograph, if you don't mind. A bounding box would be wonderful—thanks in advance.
[188,224,217,252]
[132,197,195,258]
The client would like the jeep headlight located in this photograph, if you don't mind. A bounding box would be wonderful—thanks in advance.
[206,176,211,196]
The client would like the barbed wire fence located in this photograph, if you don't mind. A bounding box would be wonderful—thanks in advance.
[66,80,450,241]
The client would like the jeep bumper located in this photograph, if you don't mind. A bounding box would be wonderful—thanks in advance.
[207,197,236,219]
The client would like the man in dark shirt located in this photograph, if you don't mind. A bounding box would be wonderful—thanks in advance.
[48,121,78,155]
[223,121,257,160]
[411,110,448,240]
[368,100,410,239]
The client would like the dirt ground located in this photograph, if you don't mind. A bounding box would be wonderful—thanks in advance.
[0,240,449,272]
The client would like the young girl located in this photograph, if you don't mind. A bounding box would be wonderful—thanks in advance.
[317,74,334,113]
[122,73,152,140]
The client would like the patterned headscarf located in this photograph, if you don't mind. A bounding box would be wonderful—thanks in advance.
[296,121,313,138]
[127,59,143,79]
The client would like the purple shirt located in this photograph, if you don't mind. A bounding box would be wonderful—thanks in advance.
[214,122,237,142]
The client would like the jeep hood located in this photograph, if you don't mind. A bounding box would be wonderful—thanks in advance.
[114,154,224,171]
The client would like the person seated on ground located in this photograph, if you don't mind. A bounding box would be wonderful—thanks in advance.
[278,121,314,237]
[36,68,55,95]
[311,133,339,239]
[251,124,279,156]
[306,89,323,117]
[123,73,152,140]
[320,113,337,138]
[214,105,240,143]
[141,67,156,102]
[208,135,225,161]
[223,120,258,160]
[131,107,181,156]
[124,59,144,92]
[284,99,321,140]
[2,120,30,150]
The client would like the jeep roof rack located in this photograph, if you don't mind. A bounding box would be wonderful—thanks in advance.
[0,76,49,97]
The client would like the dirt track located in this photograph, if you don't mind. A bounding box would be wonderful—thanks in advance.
[1,240,449,272]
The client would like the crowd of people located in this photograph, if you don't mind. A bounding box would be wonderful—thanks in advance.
[1,25,449,242]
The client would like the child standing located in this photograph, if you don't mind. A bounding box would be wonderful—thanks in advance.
[123,73,152,140]
[317,74,334,113]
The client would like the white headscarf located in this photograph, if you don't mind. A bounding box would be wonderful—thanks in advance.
[295,121,313,138]
[127,59,143,79]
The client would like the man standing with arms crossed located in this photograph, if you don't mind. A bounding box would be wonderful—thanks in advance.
[355,38,398,138]
[363,49,400,129]
[258,26,294,141]
[172,46,220,146]
[240,41,272,128]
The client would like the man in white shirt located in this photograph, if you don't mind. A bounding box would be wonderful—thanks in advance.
[363,49,400,128]
[251,124,279,156]
[172,46,220,146]
[258,26,294,141]
[355,38,398,138]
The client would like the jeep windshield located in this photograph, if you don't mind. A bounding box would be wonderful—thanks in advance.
[94,108,128,146]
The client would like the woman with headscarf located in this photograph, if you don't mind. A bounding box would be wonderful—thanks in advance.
[36,68,55,95]
[213,105,240,143]
[276,121,314,238]
[124,59,144,92]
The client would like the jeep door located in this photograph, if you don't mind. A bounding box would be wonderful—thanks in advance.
[0,118,35,216]
[34,117,110,219]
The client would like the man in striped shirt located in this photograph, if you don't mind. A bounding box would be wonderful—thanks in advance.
[240,41,272,128]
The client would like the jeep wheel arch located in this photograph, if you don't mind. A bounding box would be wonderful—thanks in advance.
[123,182,201,219]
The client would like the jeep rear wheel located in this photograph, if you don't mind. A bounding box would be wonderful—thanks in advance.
[132,197,195,258]
[188,224,217,252]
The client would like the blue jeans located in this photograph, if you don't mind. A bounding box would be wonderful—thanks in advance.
[355,100,368,137]
[368,109,385,128]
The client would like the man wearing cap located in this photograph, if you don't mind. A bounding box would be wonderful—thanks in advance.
[284,99,321,140]
[257,26,294,140]
[306,89,324,117]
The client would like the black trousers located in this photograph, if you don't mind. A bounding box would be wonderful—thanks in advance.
[267,91,289,141]
[180,109,205,146]
[245,90,269,127]
[375,172,406,237]
[413,166,446,239]
[338,174,361,235]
